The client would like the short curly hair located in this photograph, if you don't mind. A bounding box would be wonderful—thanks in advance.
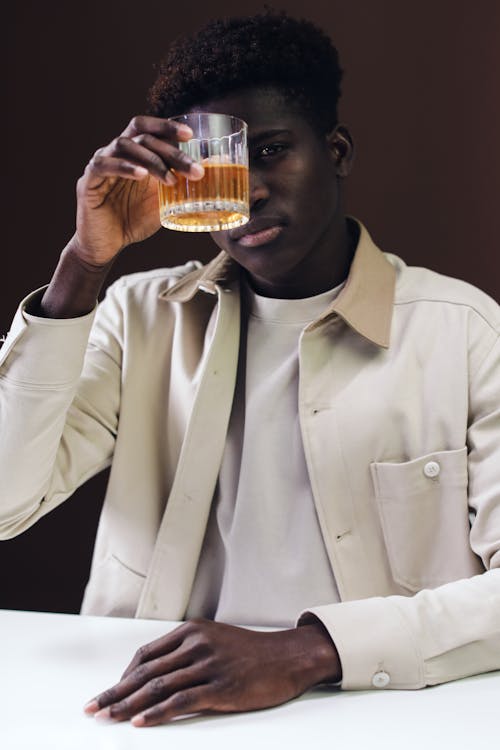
[147,10,343,134]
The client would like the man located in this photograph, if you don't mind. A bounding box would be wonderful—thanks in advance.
[1,11,499,728]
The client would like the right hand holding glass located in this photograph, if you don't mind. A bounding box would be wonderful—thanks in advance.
[73,116,205,267]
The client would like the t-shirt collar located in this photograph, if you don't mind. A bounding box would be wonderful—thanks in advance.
[159,219,397,349]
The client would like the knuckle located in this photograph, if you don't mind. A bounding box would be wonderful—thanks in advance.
[184,617,204,631]
[140,149,161,168]
[129,115,143,133]
[114,136,129,151]
[183,621,215,659]
[183,618,211,643]
[132,663,150,683]
[88,152,103,170]
[109,699,128,718]
[132,133,148,147]
[159,119,175,137]
[97,688,116,707]
[189,639,212,661]
[180,620,197,638]
[135,644,149,662]
[148,677,167,698]
[170,691,191,712]
[175,150,193,167]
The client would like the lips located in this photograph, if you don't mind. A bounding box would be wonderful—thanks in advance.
[229,217,285,247]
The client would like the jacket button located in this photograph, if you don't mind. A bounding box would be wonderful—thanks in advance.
[372,670,391,688]
[423,460,440,479]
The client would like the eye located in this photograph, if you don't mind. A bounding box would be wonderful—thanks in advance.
[254,143,289,159]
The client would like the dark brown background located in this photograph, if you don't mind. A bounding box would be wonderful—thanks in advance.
[2,0,499,613]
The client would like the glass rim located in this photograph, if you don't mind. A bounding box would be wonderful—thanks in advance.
[167,112,248,130]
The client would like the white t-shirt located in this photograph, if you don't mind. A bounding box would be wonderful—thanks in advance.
[187,282,343,626]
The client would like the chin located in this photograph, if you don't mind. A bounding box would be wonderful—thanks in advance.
[240,249,307,286]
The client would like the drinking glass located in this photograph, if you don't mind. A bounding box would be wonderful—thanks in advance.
[158,112,249,232]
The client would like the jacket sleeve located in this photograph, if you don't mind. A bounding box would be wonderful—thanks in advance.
[0,282,124,539]
[301,333,500,689]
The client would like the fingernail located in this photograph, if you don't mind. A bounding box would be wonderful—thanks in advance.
[94,707,114,722]
[164,171,176,185]
[83,699,99,714]
[132,714,146,727]
[177,125,193,139]
[189,162,204,178]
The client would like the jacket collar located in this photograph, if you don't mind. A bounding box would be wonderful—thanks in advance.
[159,220,396,348]
[158,252,240,301]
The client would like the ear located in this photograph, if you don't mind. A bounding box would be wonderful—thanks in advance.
[326,124,354,177]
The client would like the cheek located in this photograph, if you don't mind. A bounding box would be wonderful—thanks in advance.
[287,156,339,224]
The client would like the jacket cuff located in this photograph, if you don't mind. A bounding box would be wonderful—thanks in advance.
[299,597,425,690]
[0,286,96,384]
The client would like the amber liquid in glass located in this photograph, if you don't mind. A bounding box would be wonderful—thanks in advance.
[159,163,249,232]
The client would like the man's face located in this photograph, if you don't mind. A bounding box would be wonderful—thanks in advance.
[191,86,353,297]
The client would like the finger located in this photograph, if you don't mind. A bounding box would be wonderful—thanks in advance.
[121,621,192,678]
[84,152,150,184]
[120,115,193,143]
[97,665,205,722]
[132,685,213,727]
[84,646,192,715]
[101,136,203,184]
[129,134,204,181]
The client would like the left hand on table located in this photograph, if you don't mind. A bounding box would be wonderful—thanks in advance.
[84,618,341,727]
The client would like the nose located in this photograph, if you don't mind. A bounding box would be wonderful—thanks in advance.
[249,169,269,212]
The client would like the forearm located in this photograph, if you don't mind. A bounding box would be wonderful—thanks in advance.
[33,235,114,319]
[0,302,97,535]
[0,280,121,537]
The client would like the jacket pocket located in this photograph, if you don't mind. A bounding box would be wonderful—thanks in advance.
[81,553,146,617]
[370,447,482,592]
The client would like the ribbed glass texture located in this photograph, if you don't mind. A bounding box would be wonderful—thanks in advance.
[159,113,249,232]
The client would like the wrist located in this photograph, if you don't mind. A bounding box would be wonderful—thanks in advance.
[38,236,113,319]
[293,621,342,687]
[64,234,117,274]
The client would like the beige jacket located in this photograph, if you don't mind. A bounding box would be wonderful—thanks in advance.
[1,222,499,690]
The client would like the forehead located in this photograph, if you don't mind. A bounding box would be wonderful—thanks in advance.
[192,85,315,139]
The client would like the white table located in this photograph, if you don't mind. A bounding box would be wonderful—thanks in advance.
[1,609,498,749]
